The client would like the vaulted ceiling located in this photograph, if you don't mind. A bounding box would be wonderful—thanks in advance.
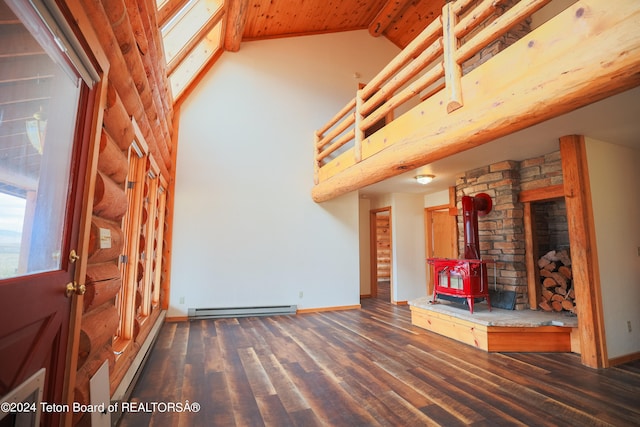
[157,0,444,102]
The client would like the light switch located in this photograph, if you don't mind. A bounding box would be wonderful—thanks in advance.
[99,228,112,249]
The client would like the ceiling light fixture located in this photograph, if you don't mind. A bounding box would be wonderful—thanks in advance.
[415,174,435,185]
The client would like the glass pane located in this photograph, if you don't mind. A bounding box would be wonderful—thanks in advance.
[0,1,81,279]
[161,0,223,64]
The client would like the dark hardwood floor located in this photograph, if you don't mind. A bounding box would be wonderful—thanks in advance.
[118,298,640,426]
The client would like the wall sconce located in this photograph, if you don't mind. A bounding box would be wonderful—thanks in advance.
[415,174,435,185]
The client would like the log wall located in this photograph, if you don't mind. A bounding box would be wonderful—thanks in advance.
[70,1,175,425]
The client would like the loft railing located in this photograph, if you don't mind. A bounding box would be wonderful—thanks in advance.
[313,0,552,184]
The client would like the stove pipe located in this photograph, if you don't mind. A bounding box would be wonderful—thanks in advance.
[461,193,492,260]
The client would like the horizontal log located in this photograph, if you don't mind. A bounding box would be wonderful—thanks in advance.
[316,98,356,139]
[361,37,443,117]
[136,0,174,126]
[103,84,135,151]
[362,16,442,101]
[93,171,128,221]
[98,130,128,184]
[84,277,121,313]
[103,0,171,169]
[86,261,120,283]
[77,303,119,369]
[88,216,124,264]
[454,0,553,65]
[79,0,170,178]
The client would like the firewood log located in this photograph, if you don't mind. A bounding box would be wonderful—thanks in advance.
[542,250,559,262]
[561,300,575,311]
[551,300,563,312]
[541,289,554,301]
[539,269,553,278]
[557,249,572,266]
[543,277,557,289]
[539,300,552,312]
[538,257,551,269]
[551,272,567,289]
[558,265,572,280]
[543,262,557,271]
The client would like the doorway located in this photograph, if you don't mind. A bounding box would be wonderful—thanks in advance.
[0,1,97,425]
[370,207,392,301]
[424,205,457,295]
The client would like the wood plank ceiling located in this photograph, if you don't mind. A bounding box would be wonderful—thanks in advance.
[157,0,444,103]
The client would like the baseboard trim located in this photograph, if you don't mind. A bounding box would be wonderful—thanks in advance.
[111,310,165,424]
[165,315,188,322]
[608,351,640,367]
[297,304,361,314]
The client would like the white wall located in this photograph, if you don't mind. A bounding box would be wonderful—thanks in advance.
[424,189,451,208]
[170,31,400,317]
[585,138,640,360]
[391,193,427,302]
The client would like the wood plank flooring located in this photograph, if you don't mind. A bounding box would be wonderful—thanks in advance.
[118,298,640,426]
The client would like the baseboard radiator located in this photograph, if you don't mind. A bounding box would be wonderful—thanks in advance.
[188,305,297,319]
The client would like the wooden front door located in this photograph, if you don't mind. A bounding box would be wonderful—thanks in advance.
[0,1,95,424]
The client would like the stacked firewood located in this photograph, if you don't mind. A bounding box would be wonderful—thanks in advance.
[537,249,576,314]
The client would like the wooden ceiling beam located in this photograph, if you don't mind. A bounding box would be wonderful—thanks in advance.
[368,0,413,37]
[224,0,250,52]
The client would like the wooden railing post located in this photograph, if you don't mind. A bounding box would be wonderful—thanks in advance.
[443,1,463,113]
[314,132,321,184]
[354,89,365,162]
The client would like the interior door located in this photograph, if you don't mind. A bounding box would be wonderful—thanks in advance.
[425,208,456,295]
[370,208,392,301]
[0,1,94,425]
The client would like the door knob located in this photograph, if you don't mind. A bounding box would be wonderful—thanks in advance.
[65,281,86,298]
[69,249,80,264]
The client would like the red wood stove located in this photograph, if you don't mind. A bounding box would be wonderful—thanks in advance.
[428,193,493,314]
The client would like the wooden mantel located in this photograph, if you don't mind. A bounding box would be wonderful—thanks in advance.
[311,0,640,202]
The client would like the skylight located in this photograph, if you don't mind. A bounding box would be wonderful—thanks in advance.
[159,0,224,101]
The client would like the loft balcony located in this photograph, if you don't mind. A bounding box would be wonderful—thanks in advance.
[311,0,640,202]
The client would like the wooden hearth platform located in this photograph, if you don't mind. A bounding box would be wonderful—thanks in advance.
[409,297,580,353]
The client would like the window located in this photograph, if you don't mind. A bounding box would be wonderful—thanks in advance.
[0,0,96,279]
[114,129,167,353]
